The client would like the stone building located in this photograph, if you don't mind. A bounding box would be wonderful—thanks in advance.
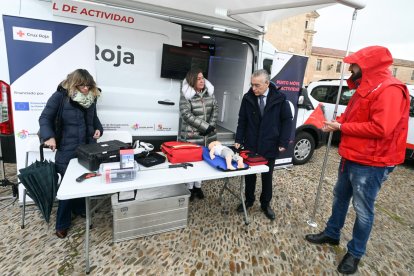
[264,11,319,57]
[265,12,414,85]
[306,47,414,85]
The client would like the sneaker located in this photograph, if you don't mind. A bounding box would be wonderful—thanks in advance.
[193,187,205,199]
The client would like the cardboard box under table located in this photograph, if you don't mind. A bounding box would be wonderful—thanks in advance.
[111,184,190,242]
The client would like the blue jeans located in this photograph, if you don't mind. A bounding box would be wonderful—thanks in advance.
[324,159,394,258]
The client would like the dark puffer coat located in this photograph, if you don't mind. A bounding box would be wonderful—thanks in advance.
[39,86,103,174]
[235,82,293,159]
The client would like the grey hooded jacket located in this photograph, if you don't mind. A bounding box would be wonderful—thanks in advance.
[179,78,218,146]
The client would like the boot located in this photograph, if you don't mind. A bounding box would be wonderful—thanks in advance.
[189,189,195,202]
[193,187,205,199]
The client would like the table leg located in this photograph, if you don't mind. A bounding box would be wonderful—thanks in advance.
[219,178,230,214]
[85,197,91,274]
[240,176,249,225]
[219,178,228,203]
[21,189,26,229]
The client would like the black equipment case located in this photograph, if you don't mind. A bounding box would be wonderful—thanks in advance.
[76,140,130,171]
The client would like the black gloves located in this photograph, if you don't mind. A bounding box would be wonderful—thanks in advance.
[200,125,215,136]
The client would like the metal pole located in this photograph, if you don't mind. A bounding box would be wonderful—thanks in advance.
[307,9,358,228]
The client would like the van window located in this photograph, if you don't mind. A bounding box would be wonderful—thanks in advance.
[263,58,273,75]
[409,95,414,117]
[311,85,355,105]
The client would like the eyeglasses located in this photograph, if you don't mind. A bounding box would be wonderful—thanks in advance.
[77,84,93,90]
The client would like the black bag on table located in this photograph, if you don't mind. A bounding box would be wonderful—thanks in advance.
[134,152,166,167]
[76,140,130,171]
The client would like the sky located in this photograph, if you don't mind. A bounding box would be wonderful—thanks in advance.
[313,0,414,61]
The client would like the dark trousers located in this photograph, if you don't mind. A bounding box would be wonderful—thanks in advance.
[244,158,275,207]
[55,160,85,231]
[56,198,85,230]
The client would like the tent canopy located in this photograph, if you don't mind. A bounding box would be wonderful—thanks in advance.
[89,0,366,36]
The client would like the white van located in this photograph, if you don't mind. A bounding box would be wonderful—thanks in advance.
[307,80,414,160]
[0,0,364,170]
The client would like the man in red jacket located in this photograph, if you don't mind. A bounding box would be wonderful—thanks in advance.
[305,46,410,274]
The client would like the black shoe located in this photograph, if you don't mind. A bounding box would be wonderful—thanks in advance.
[261,205,275,220]
[337,253,360,274]
[237,201,253,213]
[193,187,205,199]
[305,232,340,245]
[189,189,195,202]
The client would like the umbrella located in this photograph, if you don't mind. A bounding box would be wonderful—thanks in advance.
[18,147,59,224]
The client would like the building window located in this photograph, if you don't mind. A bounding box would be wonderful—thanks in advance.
[316,59,322,71]
[305,20,309,29]
[336,61,342,73]
[411,70,414,80]
[392,67,397,77]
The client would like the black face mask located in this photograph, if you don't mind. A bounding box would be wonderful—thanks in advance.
[350,70,362,82]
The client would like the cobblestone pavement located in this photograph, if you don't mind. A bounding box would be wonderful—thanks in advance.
[0,146,413,275]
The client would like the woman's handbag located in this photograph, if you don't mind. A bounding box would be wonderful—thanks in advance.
[161,141,203,163]
[239,150,268,166]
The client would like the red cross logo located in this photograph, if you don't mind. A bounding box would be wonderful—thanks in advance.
[16,30,25,37]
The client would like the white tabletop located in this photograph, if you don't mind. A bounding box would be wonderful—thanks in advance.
[57,159,269,200]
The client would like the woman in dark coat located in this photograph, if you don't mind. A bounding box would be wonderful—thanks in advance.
[39,69,103,238]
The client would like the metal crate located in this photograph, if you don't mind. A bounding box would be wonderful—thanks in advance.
[111,184,190,242]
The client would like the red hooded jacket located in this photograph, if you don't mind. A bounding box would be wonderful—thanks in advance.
[337,46,410,166]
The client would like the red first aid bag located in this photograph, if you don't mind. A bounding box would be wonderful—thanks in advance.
[239,150,268,166]
[161,141,203,163]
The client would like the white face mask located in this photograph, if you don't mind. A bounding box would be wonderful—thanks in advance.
[72,90,94,108]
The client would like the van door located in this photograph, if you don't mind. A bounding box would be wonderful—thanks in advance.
[180,30,256,139]
[207,37,254,133]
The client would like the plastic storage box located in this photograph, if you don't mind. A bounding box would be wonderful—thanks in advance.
[111,184,190,242]
[99,161,139,184]
[76,140,129,171]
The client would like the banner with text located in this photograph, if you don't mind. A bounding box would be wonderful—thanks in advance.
[271,52,308,166]
[2,15,95,202]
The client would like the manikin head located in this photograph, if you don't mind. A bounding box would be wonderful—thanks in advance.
[208,140,221,150]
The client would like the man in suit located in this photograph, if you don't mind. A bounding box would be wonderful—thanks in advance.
[235,69,293,220]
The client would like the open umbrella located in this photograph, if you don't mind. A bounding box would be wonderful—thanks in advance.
[18,145,59,223]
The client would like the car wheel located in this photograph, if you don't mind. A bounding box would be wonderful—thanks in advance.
[293,131,315,165]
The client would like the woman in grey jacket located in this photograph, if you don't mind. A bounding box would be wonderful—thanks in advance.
[179,68,218,200]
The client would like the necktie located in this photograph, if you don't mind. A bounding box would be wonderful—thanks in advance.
[259,95,265,116]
